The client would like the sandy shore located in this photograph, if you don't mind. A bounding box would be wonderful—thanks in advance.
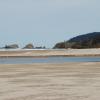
[0,48,100,57]
[0,62,100,100]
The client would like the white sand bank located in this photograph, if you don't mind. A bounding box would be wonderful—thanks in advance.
[0,48,100,57]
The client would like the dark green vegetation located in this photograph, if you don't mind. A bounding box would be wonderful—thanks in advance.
[54,32,100,49]
[4,44,19,49]
[2,43,46,49]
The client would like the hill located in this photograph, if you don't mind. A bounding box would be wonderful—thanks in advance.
[54,32,100,49]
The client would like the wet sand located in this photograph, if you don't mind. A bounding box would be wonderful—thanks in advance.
[0,62,100,100]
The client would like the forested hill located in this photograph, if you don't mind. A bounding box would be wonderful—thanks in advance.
[54,32,100,49]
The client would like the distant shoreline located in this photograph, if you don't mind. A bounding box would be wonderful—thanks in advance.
[0,48,100,57]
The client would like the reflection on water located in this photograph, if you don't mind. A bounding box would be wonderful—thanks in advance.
[0,57,100,64]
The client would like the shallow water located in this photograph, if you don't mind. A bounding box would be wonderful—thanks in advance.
[0,57,100,64]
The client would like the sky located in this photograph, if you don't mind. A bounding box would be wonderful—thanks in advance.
[0,0,100,48]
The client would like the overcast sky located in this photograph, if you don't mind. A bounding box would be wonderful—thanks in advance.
[0,0,100,48]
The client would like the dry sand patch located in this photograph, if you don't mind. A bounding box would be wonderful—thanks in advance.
[0,63,100,100]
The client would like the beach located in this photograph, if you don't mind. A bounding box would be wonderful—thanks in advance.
[0,62,100,100]
[0,49,100,100]
[0,48,100,57]
[0,0,100,99]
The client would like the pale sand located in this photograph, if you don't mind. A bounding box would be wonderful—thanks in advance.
[0,48,100,57]
[0,62,100,100]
